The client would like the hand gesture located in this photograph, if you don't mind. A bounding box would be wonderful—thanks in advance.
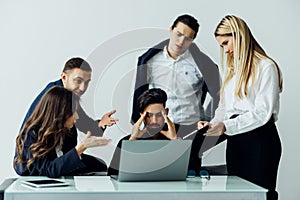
[130,112,147,140]
[76,131,111,155]
[99,109,118,129]
[82,131,111,148]
[160,110,177,140]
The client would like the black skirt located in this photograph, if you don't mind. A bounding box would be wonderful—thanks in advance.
[226,117,282,200]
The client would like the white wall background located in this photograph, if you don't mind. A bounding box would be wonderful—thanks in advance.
[1,0,299,199]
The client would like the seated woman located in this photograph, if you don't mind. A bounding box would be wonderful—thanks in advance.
[14,86,111,177]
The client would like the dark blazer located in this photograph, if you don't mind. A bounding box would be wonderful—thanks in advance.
[131,39,220,124]
[20,79,104,136]
[15,128,86,177]
[14,128,107,178]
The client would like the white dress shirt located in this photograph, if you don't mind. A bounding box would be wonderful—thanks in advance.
[147,46,205,125]
[211,58,280,136]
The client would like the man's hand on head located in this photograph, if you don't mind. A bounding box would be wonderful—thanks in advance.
[130,112,147,140]
[160,110,178,140]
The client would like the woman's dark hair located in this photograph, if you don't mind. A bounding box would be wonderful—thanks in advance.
[137,88,167,113]
[14,86,79,170]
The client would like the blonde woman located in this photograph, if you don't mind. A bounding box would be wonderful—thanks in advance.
[198,15,282,200]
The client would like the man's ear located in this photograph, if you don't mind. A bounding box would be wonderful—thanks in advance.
[61,72,68,86]
[61,72,67,81]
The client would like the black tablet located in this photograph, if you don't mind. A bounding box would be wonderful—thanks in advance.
[22,179,69,188]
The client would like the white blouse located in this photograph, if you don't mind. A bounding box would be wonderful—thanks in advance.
[211,58,280,136]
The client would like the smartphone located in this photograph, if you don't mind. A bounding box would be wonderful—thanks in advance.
[22,179,69,188]
[183,126,209,139]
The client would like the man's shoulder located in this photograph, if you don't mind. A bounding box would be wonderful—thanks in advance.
[122,135,131,140]
[116,135,131,147]
[35,79,63,99]
[188,43,217,67]
[138,39,169,64]
[45,79,63,88]
[188,43,203,54]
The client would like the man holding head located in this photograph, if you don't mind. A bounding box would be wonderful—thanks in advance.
[130,88,178,141]
[108,88,178,175]
[131,14,220,138]
[20,57,117,170]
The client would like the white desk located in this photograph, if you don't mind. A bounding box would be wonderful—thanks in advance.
[4,176,267,200]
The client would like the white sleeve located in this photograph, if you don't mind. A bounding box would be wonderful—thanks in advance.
[210,96,225,123]
[223,62,280,135]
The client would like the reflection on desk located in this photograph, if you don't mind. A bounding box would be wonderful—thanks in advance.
[4,176,267,200]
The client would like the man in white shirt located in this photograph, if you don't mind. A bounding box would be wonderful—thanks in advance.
[131,14,220,138]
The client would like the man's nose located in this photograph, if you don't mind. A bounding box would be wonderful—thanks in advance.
[178,36,185,44]
[151,115,158,123]
[79,83,87,92]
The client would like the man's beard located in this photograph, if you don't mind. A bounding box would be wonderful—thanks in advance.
[146,123,163,136]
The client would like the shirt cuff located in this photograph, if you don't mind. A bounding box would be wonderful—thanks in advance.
[223,119,236,136]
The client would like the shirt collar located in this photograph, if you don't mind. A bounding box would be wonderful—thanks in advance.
[162,45,190,61]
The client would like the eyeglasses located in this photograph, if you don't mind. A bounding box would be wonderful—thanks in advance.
[173,30,194,42]
[187,169,211,180]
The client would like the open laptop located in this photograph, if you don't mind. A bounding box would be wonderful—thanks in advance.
[110,140,192,182]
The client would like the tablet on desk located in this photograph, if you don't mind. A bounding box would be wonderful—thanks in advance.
[22,179,69,188]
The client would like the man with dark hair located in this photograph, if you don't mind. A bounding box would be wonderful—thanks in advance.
[171,14,199,39]
[131,14,220,138]
[137,87,167,116]
[20,57,117,171]
[108,88,178,175]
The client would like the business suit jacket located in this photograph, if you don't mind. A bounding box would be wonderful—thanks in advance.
[14,128,107,178]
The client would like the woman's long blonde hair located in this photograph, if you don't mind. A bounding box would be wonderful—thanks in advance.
[214,15,283,98]
[14,86,79,171]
